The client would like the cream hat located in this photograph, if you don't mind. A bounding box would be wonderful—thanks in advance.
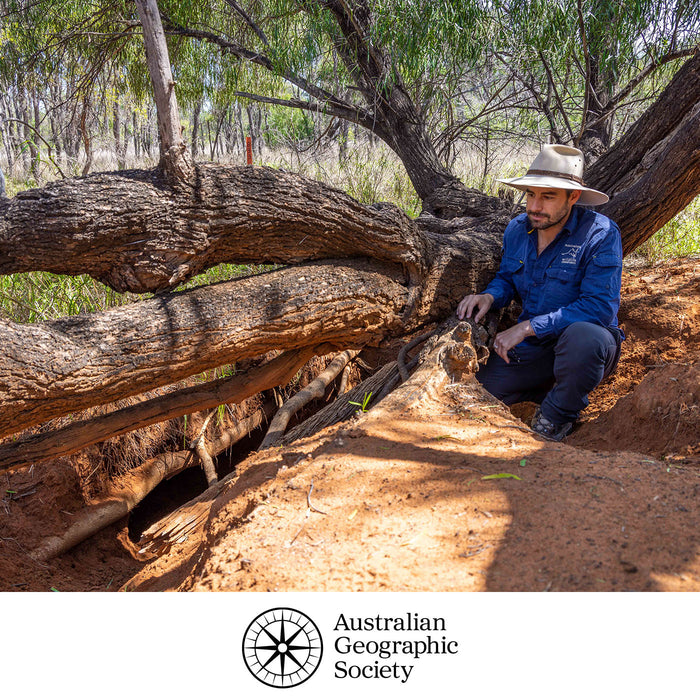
[496,144,609,206]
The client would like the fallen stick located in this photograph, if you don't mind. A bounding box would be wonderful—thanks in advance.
[258,349,360,451]
[0,347,316,473]
[191,410,219,486]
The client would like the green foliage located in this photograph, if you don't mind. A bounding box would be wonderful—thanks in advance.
[265,106,315,148]
[349,391,372,413]
[636,195,700,264]
[0,264,274,324]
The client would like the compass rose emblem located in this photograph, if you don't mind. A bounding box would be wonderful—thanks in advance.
[242,608,323,688]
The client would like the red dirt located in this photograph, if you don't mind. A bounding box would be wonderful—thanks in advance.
[1,258,699,592]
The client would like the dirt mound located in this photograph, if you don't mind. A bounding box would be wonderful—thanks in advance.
[571,362,700,459]
[1,258,699,592]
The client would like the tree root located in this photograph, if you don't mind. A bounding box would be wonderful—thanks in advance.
[191,411,219,486]
[258,349,361,451]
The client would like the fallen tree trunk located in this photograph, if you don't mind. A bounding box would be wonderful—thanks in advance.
[0,260,409,439]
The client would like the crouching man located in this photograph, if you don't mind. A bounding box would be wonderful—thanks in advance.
[457,144,623,441]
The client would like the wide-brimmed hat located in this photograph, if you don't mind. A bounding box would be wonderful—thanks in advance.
[496,144,609,206]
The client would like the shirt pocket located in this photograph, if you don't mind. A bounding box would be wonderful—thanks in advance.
[546,266,583,284]
[543,266,583,307]
[504,256,526,296]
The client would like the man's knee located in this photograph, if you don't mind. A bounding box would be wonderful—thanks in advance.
[558,322,615,363]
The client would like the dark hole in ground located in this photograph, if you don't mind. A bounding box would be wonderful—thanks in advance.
[125,381,346,544]
[127,421,269,542]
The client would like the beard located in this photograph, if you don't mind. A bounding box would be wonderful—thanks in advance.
[526,202,572,232]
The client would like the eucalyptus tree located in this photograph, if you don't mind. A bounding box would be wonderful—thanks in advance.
[0,0,699,464]
[486,0,700,160]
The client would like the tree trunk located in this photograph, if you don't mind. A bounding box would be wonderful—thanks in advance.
[589,52,700,253]
[133,111,141,160]
[113,99,126,169]
[1,36,698,458]
[191,99,202,158]
[134,0,193,180]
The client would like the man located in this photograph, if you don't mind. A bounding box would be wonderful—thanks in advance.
[457,144,623,441]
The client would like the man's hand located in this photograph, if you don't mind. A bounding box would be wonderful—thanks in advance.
[493,320,535,363]
[456,293,494,323]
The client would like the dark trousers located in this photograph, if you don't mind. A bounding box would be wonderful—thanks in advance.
[476,322,621,424]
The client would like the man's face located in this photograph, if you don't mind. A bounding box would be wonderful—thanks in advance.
[525,187,580,232]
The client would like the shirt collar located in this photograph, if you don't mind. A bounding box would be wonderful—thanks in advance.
[561,205,582,237]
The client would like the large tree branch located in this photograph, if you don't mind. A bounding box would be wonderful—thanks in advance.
[587,50,700,196]
[583,47,699,135]
[230,91,381,134]
[0,164,428,292]
[600,102,700,254]
[0,259,409,439]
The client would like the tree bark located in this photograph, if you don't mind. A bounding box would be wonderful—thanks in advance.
[0,52,697,451]
[589,52,700,253]
[0,153,510,443]
[0,259,413,439]
[134,0,193,180]
[0,164,437,293]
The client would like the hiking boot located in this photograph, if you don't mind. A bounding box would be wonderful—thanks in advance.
[530,408,574,442]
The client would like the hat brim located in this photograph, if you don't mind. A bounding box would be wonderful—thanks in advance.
[495,175,609,206]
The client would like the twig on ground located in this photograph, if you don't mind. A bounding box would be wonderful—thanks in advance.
[307,479,327,515]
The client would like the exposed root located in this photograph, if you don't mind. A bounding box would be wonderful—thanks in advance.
[191,411,218,486]
[398,329,436,382]
[30,402,276,561]
[258,349,361,451]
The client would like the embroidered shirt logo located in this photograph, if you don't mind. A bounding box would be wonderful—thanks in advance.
[561,244,581,265]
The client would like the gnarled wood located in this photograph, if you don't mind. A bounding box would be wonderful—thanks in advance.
[0,165,432,293]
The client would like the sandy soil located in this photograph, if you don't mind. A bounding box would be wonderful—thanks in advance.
[1,258,699,592]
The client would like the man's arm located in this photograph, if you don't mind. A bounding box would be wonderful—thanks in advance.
[456,218,522,321]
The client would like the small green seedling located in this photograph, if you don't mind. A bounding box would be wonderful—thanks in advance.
[349,391,372,412]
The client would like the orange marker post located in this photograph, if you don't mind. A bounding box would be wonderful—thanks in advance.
[246,136,253,165]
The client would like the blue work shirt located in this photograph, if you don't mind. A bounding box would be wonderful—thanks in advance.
[483,205,623,339]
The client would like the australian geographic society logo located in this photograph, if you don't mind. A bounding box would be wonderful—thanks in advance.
[243,608,460,688]
[242,608,323,688]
